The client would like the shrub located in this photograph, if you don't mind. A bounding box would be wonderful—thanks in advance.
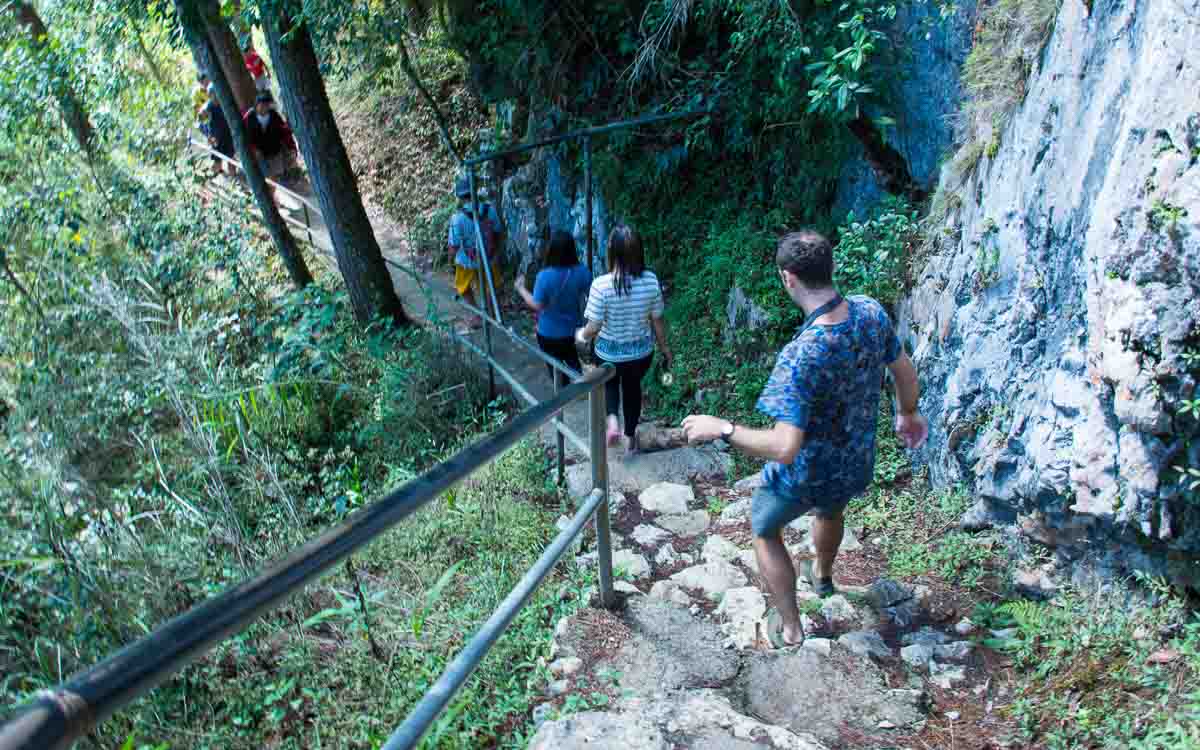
[833,196,920,307]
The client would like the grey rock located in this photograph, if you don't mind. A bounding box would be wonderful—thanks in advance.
[803,638,834,657]
[954,618,977,636]
[528,710,667,750]
[648,580,692,606]
[612,549,651,580]
[671,561,749,600]
[657,510,711,537]
[549,657,584,678]
[627,691,830,750]
[654,544,680,567]
[566,448,732,501]
[820,595,862,628]
[900,644,935,670]
[839,630,894,660]
[902,627,950,647]
[638,482,694,515]
[990,627,1020,641]
[931,661,967,689]
[614,580,643,596]
[546,679,570,697]
[1013,567,1059,600]
[725,285,772,341]
[946,710,962,721]
[739,647,927,743]
[715,586,767,649]
[866,579,913,610]
[733,472,764,493]
[631,524,671,547]
[807,525,862,553]
[933,641,975,662]
[719,497,752,523]
[702,535,742,563]
[590,597,740,696]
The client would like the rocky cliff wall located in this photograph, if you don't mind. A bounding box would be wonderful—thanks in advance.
[899,0,1200,587]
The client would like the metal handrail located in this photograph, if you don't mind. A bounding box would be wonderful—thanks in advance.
[189,137,321,215]
[0,365,615,750]
[463,109,706,166]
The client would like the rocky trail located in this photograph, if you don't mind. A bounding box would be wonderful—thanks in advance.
[232,176,1026,748]
[526,465,1026,750]
[354,204,1025,750]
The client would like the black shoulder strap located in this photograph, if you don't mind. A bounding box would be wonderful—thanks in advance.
[796,294,845,338]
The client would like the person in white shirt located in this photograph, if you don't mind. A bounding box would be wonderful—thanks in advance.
[576,225,673,453]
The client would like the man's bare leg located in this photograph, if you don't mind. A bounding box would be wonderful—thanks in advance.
[754,533,803,645]
[812,510,845,580]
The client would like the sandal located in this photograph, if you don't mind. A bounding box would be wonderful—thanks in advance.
[765,608,804,649]
[799,559,836,598]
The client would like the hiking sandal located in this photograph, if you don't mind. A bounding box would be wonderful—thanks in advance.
[765,608,804,650]
[799,559,837,598]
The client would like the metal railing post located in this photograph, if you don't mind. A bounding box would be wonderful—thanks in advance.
[302,202,313,247]
[588,383,615,609]
[554,372,565,487]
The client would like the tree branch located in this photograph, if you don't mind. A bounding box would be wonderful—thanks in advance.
[393,23,463,164]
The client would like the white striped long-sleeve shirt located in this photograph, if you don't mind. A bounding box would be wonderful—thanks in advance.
[585,271,665,362]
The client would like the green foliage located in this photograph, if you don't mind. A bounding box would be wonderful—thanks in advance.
[833,196,919,306]
[1149,199,1188,232]
[1000,577,1200,749]
[850,475,996,588]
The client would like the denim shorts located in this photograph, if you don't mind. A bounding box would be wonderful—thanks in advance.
[751,485,851,538]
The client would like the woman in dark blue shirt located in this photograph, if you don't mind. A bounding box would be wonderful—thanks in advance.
[515,230,593,388]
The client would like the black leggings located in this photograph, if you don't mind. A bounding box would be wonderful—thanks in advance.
[536,334,582,391]
[601,353,654,438]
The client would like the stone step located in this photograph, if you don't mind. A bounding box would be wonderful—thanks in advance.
[529,689,829,750]
[565,445,733,500]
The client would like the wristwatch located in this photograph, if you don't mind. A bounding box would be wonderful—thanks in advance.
[721,422,735,440]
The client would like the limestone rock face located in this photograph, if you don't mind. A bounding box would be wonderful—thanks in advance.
[501,148,609,274]
[898,0,1200,586]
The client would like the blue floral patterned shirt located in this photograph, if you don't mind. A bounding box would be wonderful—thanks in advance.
[756,295,901,503]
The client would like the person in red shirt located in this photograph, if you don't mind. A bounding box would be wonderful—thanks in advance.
[243,44,271,93]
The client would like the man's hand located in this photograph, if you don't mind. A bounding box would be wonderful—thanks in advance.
[895,412,929,450]
[681,415,727,444]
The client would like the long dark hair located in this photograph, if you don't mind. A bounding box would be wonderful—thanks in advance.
[607,224,645,297]
[544,229,579,268]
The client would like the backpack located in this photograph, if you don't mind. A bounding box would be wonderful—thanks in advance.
[463,204,498,263]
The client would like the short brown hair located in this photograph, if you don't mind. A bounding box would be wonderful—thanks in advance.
[776,230,834,287]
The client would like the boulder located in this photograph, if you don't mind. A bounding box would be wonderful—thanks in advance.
[739,648,927,743]
[702,535,742,563]
[671,561,749,600]
[656,510,711,537]
[839,630,894,660]
[715,586,768,649]
[639,482,694,515]
[631,524,671,547]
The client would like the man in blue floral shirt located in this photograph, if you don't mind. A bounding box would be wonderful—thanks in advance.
[683,230,927,647]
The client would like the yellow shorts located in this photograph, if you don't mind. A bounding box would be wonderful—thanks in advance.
[454,262,501,297]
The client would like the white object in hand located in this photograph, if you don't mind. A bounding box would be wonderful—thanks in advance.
[660,372,674,387]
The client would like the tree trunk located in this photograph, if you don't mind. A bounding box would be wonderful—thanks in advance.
[174,0,313,289]
[12,2,95,154]
[846,116,928,206]
[264,8,408,327]
[197,0,255,114]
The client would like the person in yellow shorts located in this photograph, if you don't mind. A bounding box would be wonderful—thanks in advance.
[447,177,504,326]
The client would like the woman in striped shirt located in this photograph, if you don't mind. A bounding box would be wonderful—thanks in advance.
[576,225,673,453]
